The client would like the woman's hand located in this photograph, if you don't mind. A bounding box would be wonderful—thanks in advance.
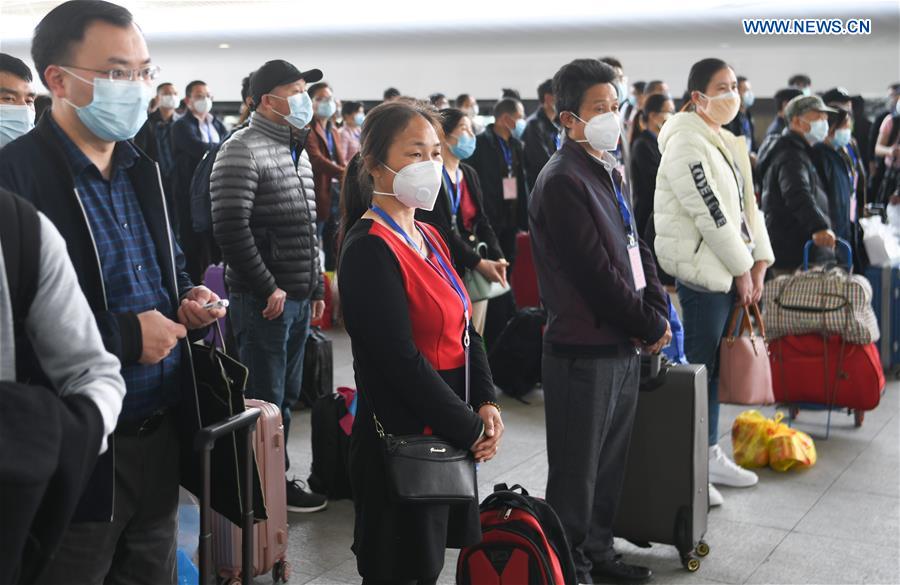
[735,271,753,307]
[471,404,504,463]
[475,259,509,288]
[750,261,767,305]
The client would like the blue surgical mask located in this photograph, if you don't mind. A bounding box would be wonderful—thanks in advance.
[615,81,628,104]
[269,91,313,129]
[316,98,336,119]
[627,94,638,108]
[513,118,527,140]
[0,104,35,147]
[805,119,829,144]
[449,132,476,160]
[61,68,152,142]
[801,87,811,97]
[354,112,365,126]
[742,91,755,109]
[833,127,852,148]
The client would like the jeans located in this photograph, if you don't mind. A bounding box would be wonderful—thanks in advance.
[676,282,735,446]
[230,293,311,470]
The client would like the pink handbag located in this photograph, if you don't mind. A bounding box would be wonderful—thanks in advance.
[719,304,775,405]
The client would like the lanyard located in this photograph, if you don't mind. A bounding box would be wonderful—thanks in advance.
[325,128,335,158]
[442,167,462,219]
[370,205,469,318]
[497,135,513,175]
[611,176,636,243]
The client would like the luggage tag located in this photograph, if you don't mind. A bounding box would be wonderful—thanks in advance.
[627,234,647,291]
[502,176,518,201]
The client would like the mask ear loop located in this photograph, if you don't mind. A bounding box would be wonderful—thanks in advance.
[372,164,399,197]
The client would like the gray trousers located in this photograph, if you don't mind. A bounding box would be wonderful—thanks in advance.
[37,414,180,585]
[543,352,640,583]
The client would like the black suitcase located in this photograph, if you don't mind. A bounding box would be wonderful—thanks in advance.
[297,327,334,408]
[487,307,546,400]
[612,355,710,572]
[307,392,353,499]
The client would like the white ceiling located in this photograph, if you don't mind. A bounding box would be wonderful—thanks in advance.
[1,0,898,41]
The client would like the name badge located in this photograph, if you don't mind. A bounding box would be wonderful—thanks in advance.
[502,177,518,201]
[628,241,647,291]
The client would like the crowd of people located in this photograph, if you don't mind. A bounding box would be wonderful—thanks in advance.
[1,0,900,584]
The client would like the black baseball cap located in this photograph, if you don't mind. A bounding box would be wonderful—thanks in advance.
[250,60,323,106]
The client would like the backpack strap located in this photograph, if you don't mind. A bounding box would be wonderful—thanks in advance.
[0,189,42,363]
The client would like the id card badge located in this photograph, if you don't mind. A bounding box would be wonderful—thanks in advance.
[502,176,518,201]
[740,211,756,251]
[627,236,646,291]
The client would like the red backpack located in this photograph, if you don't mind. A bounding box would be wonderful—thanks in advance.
[456,484,577,585]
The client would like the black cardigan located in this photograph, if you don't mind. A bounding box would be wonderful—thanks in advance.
[338,219,496,579]
[415,162,504,274]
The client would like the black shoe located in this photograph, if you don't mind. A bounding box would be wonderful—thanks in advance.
[286,478,328,513]
[590,558,652,584]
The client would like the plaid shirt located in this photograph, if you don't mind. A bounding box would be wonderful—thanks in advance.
[51,118,181,420]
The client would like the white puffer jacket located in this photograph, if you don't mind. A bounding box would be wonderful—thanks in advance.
[653,112,774,292]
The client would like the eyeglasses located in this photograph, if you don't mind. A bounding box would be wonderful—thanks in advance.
[61,64,161,82]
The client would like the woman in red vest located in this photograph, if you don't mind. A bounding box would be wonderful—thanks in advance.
[338,101,504,585]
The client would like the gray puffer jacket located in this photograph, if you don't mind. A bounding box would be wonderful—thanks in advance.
[211,112,324,301]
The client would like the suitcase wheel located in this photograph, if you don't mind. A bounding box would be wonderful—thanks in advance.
[854,410,865,427]
[696,541,710,557]
[682,556,701,572]
[272,560,291,583]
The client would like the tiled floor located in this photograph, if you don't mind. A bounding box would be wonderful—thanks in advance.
[273,328,900,585]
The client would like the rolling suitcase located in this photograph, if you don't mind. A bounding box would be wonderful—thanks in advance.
[864,264,900,374]
[613,355,710,572]
[211,400,291,583]
[511,231,540,309]
[769,334,884,434]
[297,327,334,408]
[195,407,261,585]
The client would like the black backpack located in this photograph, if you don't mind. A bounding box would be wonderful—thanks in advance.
[0,188,41,372]
[307,390,354,500]
[488,307,546,400]
[189,123,246,234]
[298,327,334,408]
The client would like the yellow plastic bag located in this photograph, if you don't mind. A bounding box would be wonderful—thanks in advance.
[731,410,775,468]
[769,425,817,472]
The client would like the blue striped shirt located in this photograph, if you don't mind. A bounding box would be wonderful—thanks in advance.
[51,118,181,421]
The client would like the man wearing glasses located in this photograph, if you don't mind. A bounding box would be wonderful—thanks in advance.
[0,1,226,583]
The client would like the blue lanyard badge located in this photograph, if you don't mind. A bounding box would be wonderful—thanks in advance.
[612,178,635,245]
[325,128,335,158]
[442,167,462,219]
[497,136,513,175]
[370,205,469,318]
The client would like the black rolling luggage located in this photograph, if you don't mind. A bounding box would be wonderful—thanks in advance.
[612,355,711,572]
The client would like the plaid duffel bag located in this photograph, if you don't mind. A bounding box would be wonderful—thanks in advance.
[762,267,880,344]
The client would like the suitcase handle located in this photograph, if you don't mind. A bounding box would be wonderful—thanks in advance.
[195,407,261,585]
[802,238,852,271]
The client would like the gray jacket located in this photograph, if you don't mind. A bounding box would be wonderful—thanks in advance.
[210,112,324,300]
[0,213,125,454]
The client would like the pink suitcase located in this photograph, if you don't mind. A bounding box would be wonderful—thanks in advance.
[212,399,291,583]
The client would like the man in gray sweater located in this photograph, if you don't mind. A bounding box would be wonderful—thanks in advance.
[211,59,327,513]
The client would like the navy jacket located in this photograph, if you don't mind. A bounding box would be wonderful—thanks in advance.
[528,139,667,355]
[172,113,226,231]
[0,114,201,522]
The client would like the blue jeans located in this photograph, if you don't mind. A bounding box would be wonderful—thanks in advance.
[230,293,311,470]
[676,282,735,446]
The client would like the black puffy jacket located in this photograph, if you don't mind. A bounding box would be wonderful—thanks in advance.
[759,130,831,269]
[210,113,324,301]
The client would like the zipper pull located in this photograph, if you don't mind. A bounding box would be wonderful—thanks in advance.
[503,507,512,520]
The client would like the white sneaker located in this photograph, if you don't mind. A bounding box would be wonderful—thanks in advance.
[709,444,758,487]
[708,483,723,507]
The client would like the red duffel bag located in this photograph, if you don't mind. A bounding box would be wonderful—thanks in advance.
[769,334,884,411]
